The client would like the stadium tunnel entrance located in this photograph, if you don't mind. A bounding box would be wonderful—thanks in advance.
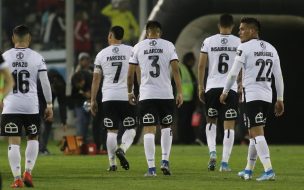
[148,0,304,144]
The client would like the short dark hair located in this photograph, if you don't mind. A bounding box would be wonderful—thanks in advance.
[240,17,261,32]
[146,20,162,31]
[219,14,234,27]
[110,26,124,40]
[13,25,31,37]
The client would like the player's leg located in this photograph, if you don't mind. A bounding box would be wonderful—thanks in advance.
[238,135,257,180]
[116,102,136,170]
[220,91,238,172]
[23,114,40,187]
[159,99,175,175]
[246,101,274,181]
[103,101,119,171]
[140,100,157,176]
[106,129,118,171]
[119,102,137,153]
[204,89,219,171]
[220,120,235,172]
[251,126,275,181]
[8,137,23,188]
[0,114,24,188]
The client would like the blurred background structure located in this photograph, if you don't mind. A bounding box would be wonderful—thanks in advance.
[0,0,303,144]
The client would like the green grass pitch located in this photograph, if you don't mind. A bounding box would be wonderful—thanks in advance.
[0,142,303,190]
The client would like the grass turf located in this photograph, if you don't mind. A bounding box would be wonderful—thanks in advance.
[0,142,303,190]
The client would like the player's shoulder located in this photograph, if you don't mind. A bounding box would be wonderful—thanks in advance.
[31,49,44,59]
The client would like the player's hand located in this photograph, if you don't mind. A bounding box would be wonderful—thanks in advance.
[219,93,228,104]
[198,88,205,104]
[128,93,136,105]
[44,107,53,122]
[176,93,183,108]
[91,100,98,116]
[274,100,284,117]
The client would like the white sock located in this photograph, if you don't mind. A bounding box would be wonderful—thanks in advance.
[107,132,118,166]
[120,128,136,153]
[206,123,217,153]
[144,133,155,168]
[222,129,235,163]
[8,144,21,178]
[245,138,257,171]
[254,136,272,172]
[161,128,172,161]
[25,140,39,173]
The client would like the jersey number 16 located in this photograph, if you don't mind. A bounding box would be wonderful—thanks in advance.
[12,70,30,93]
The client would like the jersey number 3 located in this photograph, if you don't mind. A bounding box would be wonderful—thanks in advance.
[12,70,30,93]
[149,55,160,78]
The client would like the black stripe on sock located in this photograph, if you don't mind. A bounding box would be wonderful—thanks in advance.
[227,129,230,138]
[208,123,212,130]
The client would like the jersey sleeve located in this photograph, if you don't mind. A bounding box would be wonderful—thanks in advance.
[170,43,179,61]
[129,45,138,65]
[93,52,102,73]
[235,44,246,63]
[272,51,284,100]
[38,56,47,72]
[200,37,209,53]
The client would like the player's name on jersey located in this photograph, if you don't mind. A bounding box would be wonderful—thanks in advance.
[106,55,126,61]
[144,48,163,55]
[211,47,237,52]
[254,51,273,57]
[12,61,28,67]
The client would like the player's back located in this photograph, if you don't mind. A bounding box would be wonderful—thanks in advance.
[130,38,178,100]
[2,48,46,114]
[202,34,240,92]
[95,44,132,102]
[237,39,280,103]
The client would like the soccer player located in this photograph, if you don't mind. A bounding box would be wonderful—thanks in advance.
[127,20,183,176]
[198,14,241,171]
[220,17,284,181]
[0,25,53,188]
[91,26,136,171]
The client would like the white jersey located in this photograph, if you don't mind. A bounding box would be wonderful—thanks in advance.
[0,55,8,69]
[129,38,178,100]
[235,39,281,103]
[2,48,47,114]
[94,44,132,102]
[201,34,240,92]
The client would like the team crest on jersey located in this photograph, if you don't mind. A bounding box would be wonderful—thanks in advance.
[16,52,24,59]
[112,47,119,54]
[149,40,157,46]
[260,42,266,49]
[221,38,228,45]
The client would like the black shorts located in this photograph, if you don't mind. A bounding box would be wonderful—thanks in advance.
[244,100,271,128]
[0,114,40,136]
[205,88,238,120]
[102,101,137,130]
[139,99,175,126]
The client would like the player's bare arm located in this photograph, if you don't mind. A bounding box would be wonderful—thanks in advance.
[127,63,137,105]
[198,52,207,103]
[171,60,183,107]
[90,71,102,116]
[1,68,14,98]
